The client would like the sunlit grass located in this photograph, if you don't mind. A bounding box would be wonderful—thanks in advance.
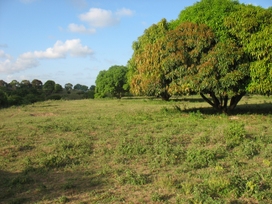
[0,95,271,203]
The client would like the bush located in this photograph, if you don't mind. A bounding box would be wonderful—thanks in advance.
[47,95,62,100]
[0,90,8,107]
[225,123,246,148]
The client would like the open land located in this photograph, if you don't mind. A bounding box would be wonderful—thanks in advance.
[0,95,272,203]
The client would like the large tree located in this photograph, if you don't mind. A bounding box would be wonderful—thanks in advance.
[95,65,129,99]
[167,22,249,112]
[170,0,272,96]
[130,21,250,112]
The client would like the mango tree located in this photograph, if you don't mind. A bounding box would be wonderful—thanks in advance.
[165,23,249,113]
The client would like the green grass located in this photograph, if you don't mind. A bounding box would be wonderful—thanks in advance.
[0,95,272,203]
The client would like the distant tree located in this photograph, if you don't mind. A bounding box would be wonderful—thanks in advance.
[0,80,8,88]
[74,84,88,92]
[9,80,20,90]
[7,95,22,106]
[65,83,73,93]
[95,65,129,99]
[21,80,31,88]
[89,85,95,92]
[86,85,95,99]
[0,90,8,107]
[43,80,56,96]
[31,79,43,89]
[54,84,63,93]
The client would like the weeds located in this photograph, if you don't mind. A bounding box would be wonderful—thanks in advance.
[0,96,271,203]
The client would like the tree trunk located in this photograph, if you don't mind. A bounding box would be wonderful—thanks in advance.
[161,91,170,101]
[200,92,245,114]
[228,92,246,111]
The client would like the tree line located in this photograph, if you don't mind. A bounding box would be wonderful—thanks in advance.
[0,79,95,107]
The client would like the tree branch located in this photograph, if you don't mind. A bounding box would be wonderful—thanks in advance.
[200,92,215,108]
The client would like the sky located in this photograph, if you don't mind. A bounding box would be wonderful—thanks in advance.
[0,0,271,87]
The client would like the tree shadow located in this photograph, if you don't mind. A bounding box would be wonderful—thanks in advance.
[170,97,205,103]
[0,167,105,203]
[178,103,272,115]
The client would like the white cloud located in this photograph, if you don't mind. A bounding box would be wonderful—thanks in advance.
[79,8,119,27]
[68,7,134,34]
[68,23,96,34]
[0,50,12,60]
[116,8,134,17]
[0,39,93,74]
[21,39,93,59]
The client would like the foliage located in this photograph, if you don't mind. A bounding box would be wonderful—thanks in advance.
[31,79,43,89]
[74,84,88,92]
[169,0,239,41]
[43,80,56,96]
[225,4,272,95]
[55,84,63,93]
[64,83,73,93]
[128,18,170,100]
[0,89,8,107]
[95,65,129,99]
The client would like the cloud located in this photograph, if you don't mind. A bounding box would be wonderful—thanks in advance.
[68,7,134,34]
[79,8,119,27]
[0,50,12,60]
[116,8,134,17]
[0,39,93,74]
[68,23,96,34]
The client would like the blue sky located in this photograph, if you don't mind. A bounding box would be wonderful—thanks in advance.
[0,0,270,87]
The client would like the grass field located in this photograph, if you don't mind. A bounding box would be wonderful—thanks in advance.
[0,95,272,203]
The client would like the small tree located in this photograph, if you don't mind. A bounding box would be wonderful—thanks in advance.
[95,65,129,99]
[65,83,73,94]
[55,84,63,93]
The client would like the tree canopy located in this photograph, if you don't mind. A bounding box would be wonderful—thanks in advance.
[225,4,272,95]
[95,65,129,99]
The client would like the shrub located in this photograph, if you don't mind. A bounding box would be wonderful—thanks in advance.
[224,123,246,148]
